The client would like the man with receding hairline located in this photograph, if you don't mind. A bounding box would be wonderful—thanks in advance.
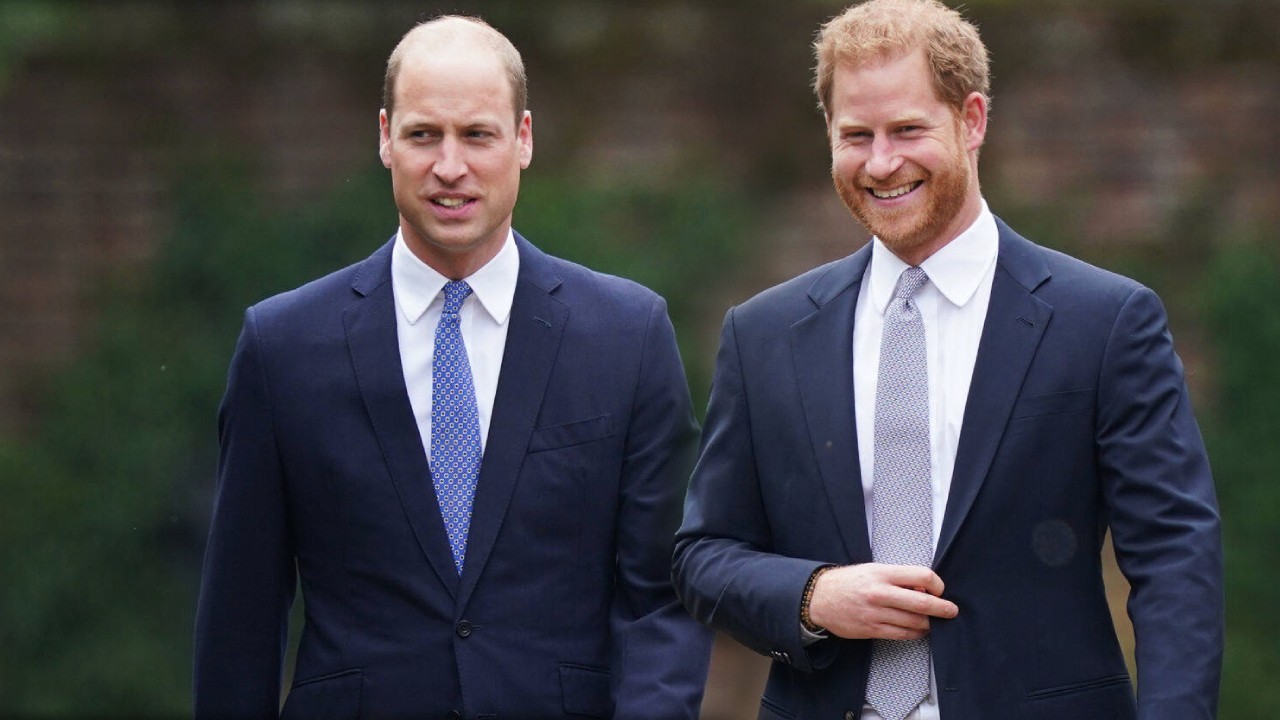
[673,1,1222,718]
[195,15,710,719]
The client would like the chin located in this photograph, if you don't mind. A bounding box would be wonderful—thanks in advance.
[857,210,927,248]
[878,230,933,256]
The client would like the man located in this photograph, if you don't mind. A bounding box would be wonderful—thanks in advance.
[194,16,711,719]
[672,1,1223,718]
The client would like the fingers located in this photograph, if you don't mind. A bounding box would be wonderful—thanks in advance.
[808,563,960,640]
[875,565,958,618]
[874,605,933,633]
[879,563,946,597]
[823,593,939,640]
[890,583,959,619]
[870,621,931,641]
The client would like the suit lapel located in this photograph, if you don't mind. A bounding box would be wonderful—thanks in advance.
[344,241,461,598]
[935,220,1052,565]
[456,234,567,609]
[791,247,874,562]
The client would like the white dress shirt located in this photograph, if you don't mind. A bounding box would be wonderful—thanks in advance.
[391,229,519,461]
[852,201,998,720]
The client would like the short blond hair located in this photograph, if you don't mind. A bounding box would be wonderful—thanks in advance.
[814,0,989,116]
[382,15,527,123]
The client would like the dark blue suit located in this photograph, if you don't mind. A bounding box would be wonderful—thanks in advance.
[673,219,1222,719]
[195,233,711,719]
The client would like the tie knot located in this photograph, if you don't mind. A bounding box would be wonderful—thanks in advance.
[894,266,929,301]
[442,281,473,316]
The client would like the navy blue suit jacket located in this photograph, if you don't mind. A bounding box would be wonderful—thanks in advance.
[673,219,1222,719]
[195,233,711,719]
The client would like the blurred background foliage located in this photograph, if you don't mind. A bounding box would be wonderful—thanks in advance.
[0,0,1276,717]
[1201,235,1280,719]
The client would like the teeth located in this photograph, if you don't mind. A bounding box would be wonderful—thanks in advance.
[435,197,467,208]
[870,183,917,199]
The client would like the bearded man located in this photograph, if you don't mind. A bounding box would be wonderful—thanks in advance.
[672,1,1223,718]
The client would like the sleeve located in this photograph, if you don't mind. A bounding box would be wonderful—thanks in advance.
[609,296,714,720]
[193,308,297,719]
[672,308,833,674]
[1097,287,1224,719]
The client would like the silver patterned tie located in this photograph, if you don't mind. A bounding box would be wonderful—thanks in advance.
[866,266,933,720]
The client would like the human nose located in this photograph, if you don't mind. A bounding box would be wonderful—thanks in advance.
[432,137,468,184]
[865,136,903,180]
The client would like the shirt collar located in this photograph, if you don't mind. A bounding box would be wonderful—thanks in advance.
[391,229,520,326]
[868,200,998,314]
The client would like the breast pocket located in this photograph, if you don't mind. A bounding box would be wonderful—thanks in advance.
[1009,388,1094,421]
[513,414,618,558]
[527,414,614,453]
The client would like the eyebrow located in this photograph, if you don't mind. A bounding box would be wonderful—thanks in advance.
[833,111,937,131]
[396,116,506,132]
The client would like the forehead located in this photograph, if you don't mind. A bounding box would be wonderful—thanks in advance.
[393,40,515,121]
[829,49,942,120]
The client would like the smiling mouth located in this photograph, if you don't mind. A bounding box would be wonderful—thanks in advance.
[868,181,922,199]
[432,197,474,208]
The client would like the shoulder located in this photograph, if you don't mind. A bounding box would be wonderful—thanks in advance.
[732,250,867,327]
[556,255,659,305]
[518,234,664,318]
[996,218,1148,311]
[247,241,391,332]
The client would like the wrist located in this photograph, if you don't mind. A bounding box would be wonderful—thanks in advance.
[800,565,835,633]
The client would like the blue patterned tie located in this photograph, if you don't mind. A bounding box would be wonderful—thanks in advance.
[431,280,482,575]
[866,266,933,720]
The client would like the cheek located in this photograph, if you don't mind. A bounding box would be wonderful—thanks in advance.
[395,152,438,181]
[831,151,864,181]
[481,156,524,190]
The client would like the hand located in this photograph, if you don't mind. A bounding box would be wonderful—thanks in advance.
[807,563,958,641]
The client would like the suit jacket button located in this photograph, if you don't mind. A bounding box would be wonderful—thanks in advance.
[447,712,462,720]
[456,620,473,638]
[844,711,856,720]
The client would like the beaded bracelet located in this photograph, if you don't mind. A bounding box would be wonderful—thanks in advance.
[800,565,834,633]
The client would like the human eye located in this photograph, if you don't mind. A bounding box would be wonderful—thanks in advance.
[404,126,436,141]
[840,128,872,143]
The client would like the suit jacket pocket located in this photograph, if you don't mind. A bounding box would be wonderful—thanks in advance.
[529,414,614,453]
[558,663,613,718]
[1009,388,1093,420]
[757,695,797,720]
[280,668,362,720]
[1025,673,1135,717]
